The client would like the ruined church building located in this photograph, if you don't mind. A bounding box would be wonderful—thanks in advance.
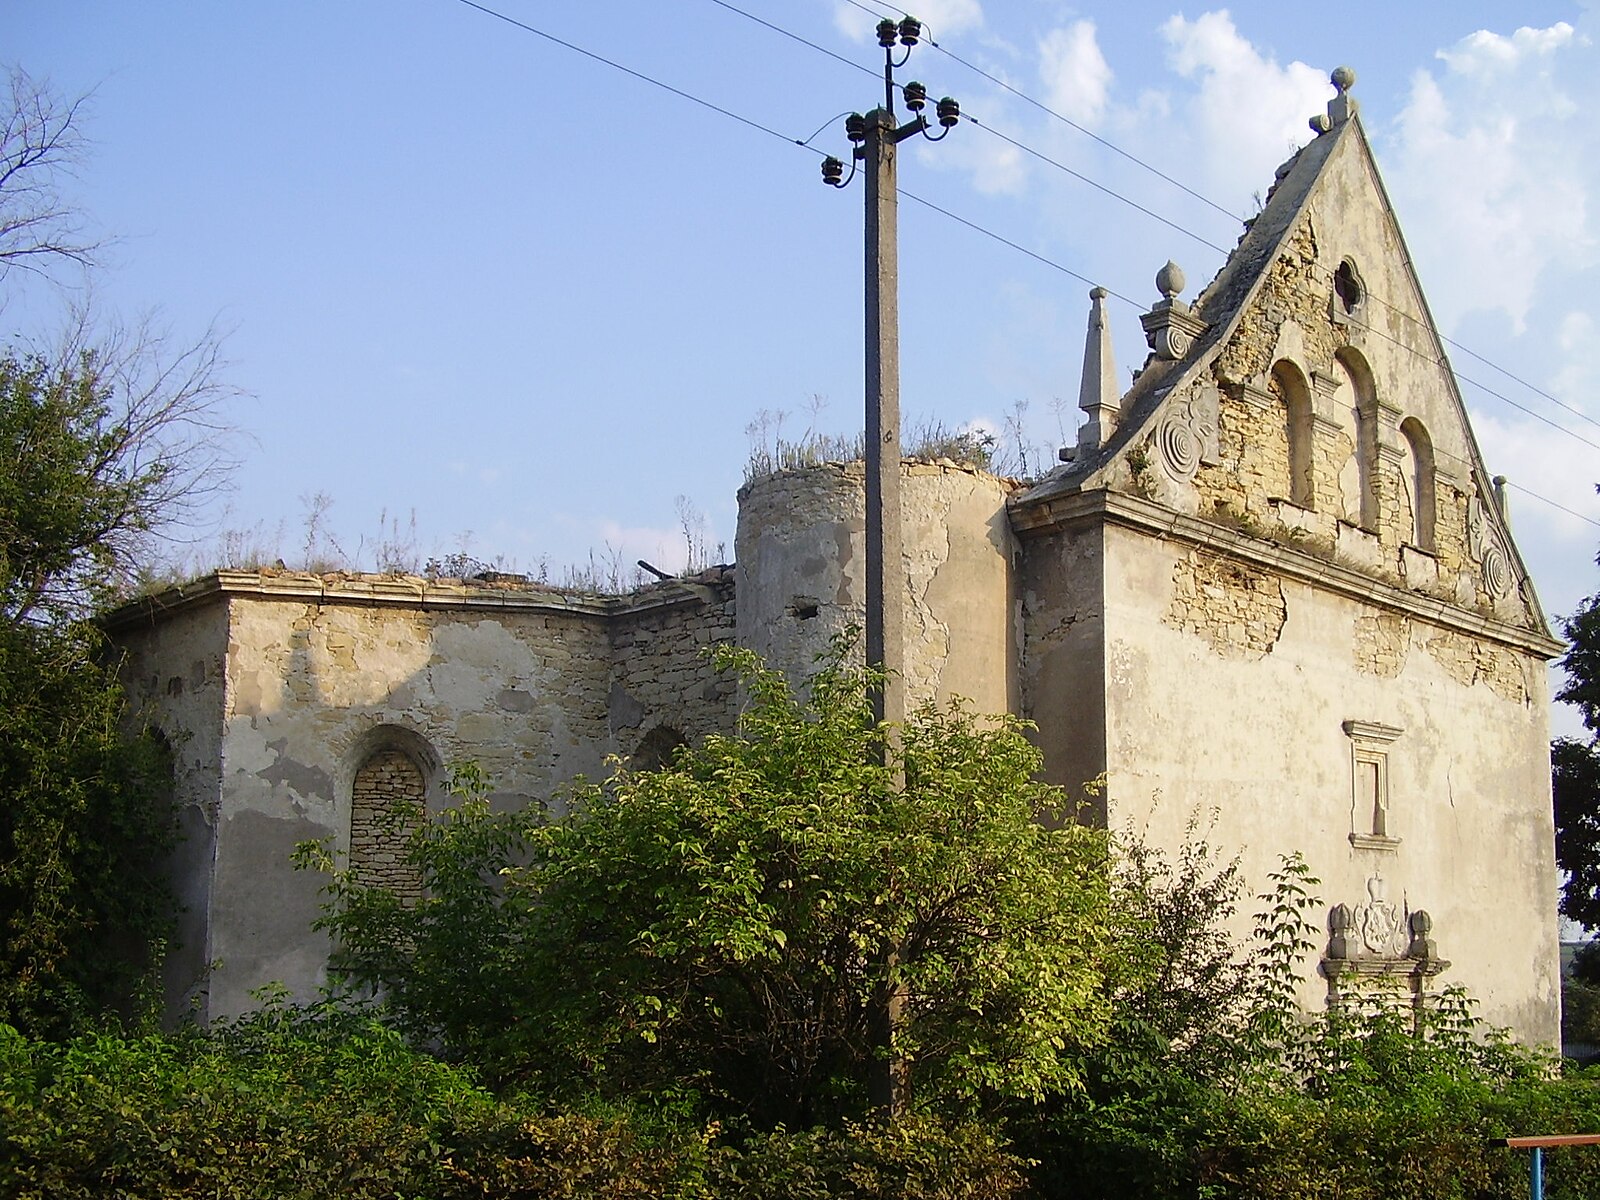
[110,74,1562,1041]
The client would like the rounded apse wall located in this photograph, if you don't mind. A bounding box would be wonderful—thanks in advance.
[734,460,1018,715]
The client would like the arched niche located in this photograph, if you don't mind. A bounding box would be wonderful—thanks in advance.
[1333,347,1380,530]
[1399,416,1436,551]
[343,725,440,903]
[632,725,687,771]
[1270,359,1315,509]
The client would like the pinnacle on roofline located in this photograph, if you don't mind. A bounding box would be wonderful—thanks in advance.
[1074,286,1119,453]
[1311,65,1358,135]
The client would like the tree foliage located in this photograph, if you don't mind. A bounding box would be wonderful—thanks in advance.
[1555,547,1600,929]
[0,620,174,1037]
[311,644,1118,1124]
[0,329,232,627]
[0,68,231,1036]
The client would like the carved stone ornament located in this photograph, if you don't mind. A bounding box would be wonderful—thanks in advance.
[1482,535,1514,599]
[1467,492,1515,599]
[1327,874,1410,960]
[1324,870,1450,1018]
[1139,260,1210,362]
[1466,494,1487,559]
[1156,385,1220,482]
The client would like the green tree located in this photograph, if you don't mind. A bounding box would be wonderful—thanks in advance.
[312,644,1118,1125]
[0,351,187,1035]
[1554,563,1600,929]
[0,68,233,1035]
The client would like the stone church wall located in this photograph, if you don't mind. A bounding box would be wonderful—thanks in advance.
[608,571,739,758]
[113,598,231,1017]
[108,571,737,1021]
[1095,519,1557,1041]
[736,461,1019,713]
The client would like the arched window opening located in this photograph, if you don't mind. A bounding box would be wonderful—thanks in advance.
[1400,417,1436,551]
[1335,258,1365,316]
[351,746,426,903]
[1334,349,1379,531]
[1272,360,1315,509]
[633,725,686,771]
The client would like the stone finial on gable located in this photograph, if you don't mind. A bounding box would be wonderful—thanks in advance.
[1139,260,1208,361]
[1312,66,1358,134]
[1076,286,1120,452]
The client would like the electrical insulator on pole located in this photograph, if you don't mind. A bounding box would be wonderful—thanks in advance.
[815,11,960,1121]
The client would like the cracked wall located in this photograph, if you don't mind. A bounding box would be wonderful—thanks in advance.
[1163,550,1287,660]
[111,573,737,1020]
[736,461,1017,714]
[1088,518,1555,1044]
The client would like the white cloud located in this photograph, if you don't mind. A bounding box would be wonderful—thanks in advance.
[915,117,1028,195]
[1552,311,1600,412]
[1156,12,1330,207]
[1438,22,1579,79]
[1386,21,1595,334]
[832,0,984,42]
[1038,20,1112,126]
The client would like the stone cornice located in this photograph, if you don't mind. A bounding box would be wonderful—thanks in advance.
[101,569,731,633]
[1009,488,1563,659]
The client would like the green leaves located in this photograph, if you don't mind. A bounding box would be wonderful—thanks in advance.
[0,620,175,1037]
[313,644,1116,1123]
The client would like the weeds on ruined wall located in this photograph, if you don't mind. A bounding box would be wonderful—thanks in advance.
[742,396,1064,483]
[131,491,706,599]
[1123,440,1154,498]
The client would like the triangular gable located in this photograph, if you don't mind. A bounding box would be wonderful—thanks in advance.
[1014,95,1555,646]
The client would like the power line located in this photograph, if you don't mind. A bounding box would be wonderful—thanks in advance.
[704,0,879,81]
[1506,482,1600,532]
[454,0,1598,462]
[812,1,1600,444]
[836,0,1242,225]
[965,116,1231,256]
[899,187,1135,305]
[451,0,1130,301]
[452,0,804,148]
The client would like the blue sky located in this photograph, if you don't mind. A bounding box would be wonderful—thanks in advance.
[6,2,1599,704]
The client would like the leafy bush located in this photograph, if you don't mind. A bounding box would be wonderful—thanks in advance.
[710,1116,1025,1200]
[309,643,1117,1124]
[0,621,174,1038]
[0,1005,1030,1200]
[0,1004,716,1200]
[1015,855,1600,1200]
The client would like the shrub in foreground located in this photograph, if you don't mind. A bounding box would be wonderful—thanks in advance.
[0,1005,1024,1200]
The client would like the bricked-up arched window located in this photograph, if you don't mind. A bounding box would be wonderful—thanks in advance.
[632,725,687,771]
[1335,348,1380,531]
[1272,359,1315,509]
[350,747,425,904]
[1399,417,1436,551]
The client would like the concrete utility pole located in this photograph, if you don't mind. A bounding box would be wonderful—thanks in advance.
[820,15,959,1120]
[862,103,904,735]
[821,18,960,737]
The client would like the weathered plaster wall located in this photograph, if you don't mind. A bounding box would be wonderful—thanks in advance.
[608,572,739,756]
[736,461,1018,713]
[112,599,230,1018]
[109,571,742,1021]
[1017,522,1107,812]
[208,591,616,1016]
[1096,522,1557,1042]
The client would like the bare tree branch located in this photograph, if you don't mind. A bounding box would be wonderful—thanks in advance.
[3,304,241,626]
[0,64,103,283]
